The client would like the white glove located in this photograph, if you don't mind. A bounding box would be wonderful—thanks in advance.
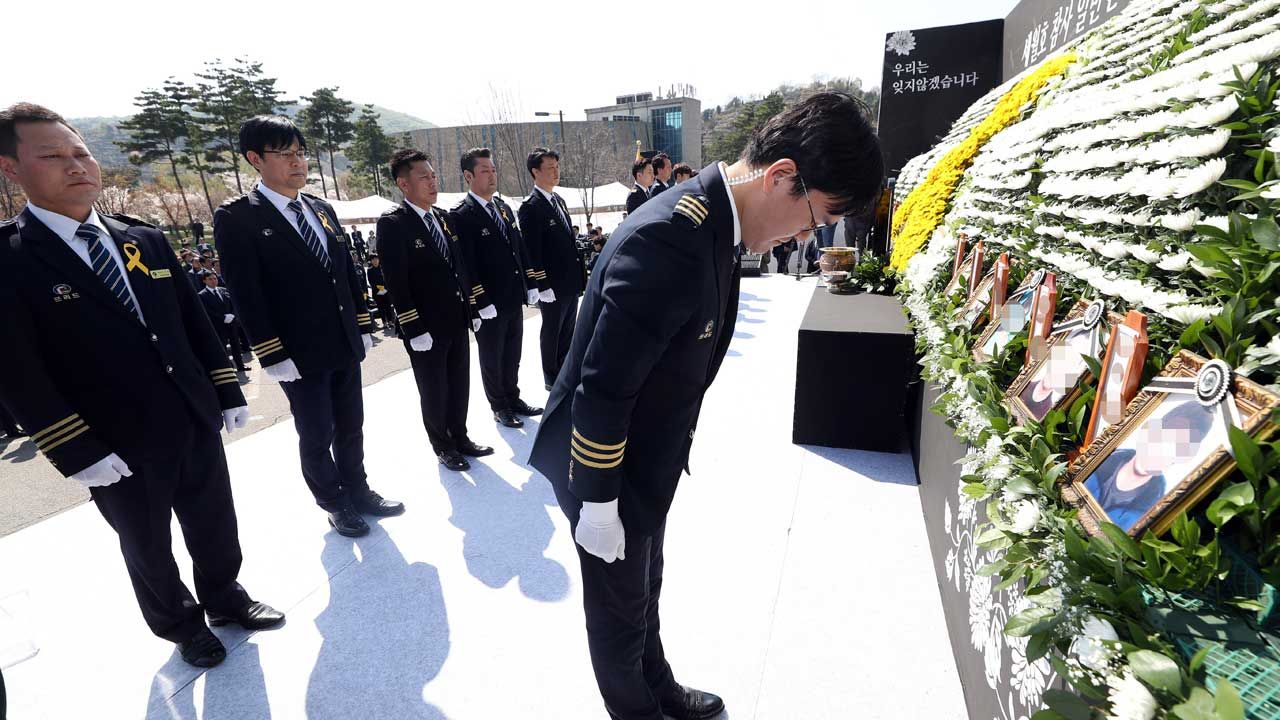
[362,334,374,352]
[539,289,557,303]
[72,453,132,489]
[223,313,235,324]
[479,305,497,320]
[526,289,540,305]
[410,332,434,352]
[377,289,388,296]
[222,406,249,435]
[264,358,302,383]
[472,318,482,332]
[576,499,626,563]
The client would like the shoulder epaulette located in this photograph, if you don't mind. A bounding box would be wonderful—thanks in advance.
[220,195,248,208]
[108,214,156,229]
[673,194,710,228]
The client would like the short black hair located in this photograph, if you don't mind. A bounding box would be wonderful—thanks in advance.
[239,115,307,162]
[390,148,430,181]
[631,158,652,179]
[527,147,560,177]
[0,103,81,159]
[652,153,669,171]
[672,163,694,180]
[743,92,884,217]
[461,147,492,175]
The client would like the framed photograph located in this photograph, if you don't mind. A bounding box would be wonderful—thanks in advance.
[1003,299,1116,424]
[989,252,1011,322]
[967,240,986,296]
[1083,311,1149,448]
[944,247,977,297]
[1064,351,1280,537]
[956,269,996,330]
[952,234,969,279]
[1025,272,1059,364]
[974,267,1048,362]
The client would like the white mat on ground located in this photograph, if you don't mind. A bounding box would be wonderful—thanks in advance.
[0,275,964,719]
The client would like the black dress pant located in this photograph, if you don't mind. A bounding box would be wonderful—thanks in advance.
[538,295,578,389]
[217,324,247,371]
[89,425,250,643]
[576,521,679,720]
[373,293,397,334]
[407,326,470,454]
[279,360,369,512]
[475,308,524,412]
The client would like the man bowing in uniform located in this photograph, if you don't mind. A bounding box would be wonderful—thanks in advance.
[450,148,542,429]
[378,149,494,472]
[0,103,284,668]
[530,93,884,720]
[518,148,587,391]
[215,116,404,538]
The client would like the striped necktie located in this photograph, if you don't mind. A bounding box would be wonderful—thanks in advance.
[287,199,332,272]
[424,213,452,265]
[79,223,141,321]
[486,201,509,241]
[552,194,571,231]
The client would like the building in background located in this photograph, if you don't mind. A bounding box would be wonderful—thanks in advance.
[584,89,702,168]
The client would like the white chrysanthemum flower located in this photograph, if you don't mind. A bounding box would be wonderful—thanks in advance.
[1098,242,1131,259]
[1164,304,1219,324]
[1106,670,1158,720]
[1128,245,1163,264]
[1008,500,1041,534]
[1070,616,1119,672]
[1156,210,1201,232]
[1156,252,1193,271]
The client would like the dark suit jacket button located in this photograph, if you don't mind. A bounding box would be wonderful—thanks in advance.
[338,304,345,311]
[150,334,158,342]
[165,365,174,374]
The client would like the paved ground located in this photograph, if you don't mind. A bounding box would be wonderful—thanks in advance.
[0,310,536,538]
[0,274,964,720]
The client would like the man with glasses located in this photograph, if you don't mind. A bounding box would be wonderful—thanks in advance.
[529,93,883,720]
[214,115,405,538]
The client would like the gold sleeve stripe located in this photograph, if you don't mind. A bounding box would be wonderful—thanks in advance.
[41,425,90,454]
[36,419,87,450]
[572,429,626,451]
[571,438,624,461]
[251,338,282,353]
[31,414,81,443]
[397,309,419,320]
[254,341,284,355]
[210,371,238,380]
[213,378,239,386]
[571,449,624,469]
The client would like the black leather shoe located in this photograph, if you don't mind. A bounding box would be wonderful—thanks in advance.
[178,628,226,668]
[510,400,543,416]
[457,440,494,457]
[438,450,470,471]
[494,410,524,428]
[207,601,286,630]
[351,489,406,517]
[327,507,370,537]
[661,685,725,720]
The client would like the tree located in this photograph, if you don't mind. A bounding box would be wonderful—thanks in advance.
[566,122,622,226]
[0,175,25,218]
[117,82,195,225]
[299,87,355,200]
[708,92,786,165]
[348,105,395,197]
[194,57,288,194]
[94,167,142,216]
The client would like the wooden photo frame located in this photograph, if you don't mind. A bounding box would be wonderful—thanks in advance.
[967,240,986,296]
[956,269,997,330]
[944,248,977,297]
[974,266,1048,362]
[1083,311,1149,449]
[1025,272,1059,365]
[1064,350,1280,537]
[1003,299,1117,424]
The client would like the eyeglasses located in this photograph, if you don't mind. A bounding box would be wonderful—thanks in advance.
[263,149,308,161]
[798,175,829,234]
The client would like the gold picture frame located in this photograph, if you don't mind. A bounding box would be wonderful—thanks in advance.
[1063,350,1280,538]
[973,268,1049,363]
[1002,299,1118,424]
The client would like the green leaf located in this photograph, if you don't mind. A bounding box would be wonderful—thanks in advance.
[1253,216,1280,250]
[1228,426,1263,483]
[1005,606,1058,636]
[1005,477,1038,496]
[1188,645,1212,674]
[1216,680,1245,720]
[1173,687,1217,720]
[1179,319,1208,349]
[1030,711,1069,720]
[1042,689,1092,720]
[1100,522,1142,560]
[1129,649,1183,695]
[1188,243,1233,267]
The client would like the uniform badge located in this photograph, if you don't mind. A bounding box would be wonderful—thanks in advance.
[481,228,491,237]
[52,283,80,303]
[698,320,714,340]
[318,211,337,236]
[548,219,557,227]
[415,238,426,249]
[149,269,172,279]
[262,228,275,237]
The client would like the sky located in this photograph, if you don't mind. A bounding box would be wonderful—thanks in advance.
[6,0,1019,126]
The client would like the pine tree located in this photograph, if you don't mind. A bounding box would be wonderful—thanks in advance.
[195,58,288,194]
[299,87,355,200]
[117,83,195,226]
[349,105,395,197]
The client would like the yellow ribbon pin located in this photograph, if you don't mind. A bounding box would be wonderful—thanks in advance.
[318,212,335,235]
[122,243,150,274]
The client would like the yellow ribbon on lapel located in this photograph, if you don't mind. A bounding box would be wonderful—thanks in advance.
[122,243,150,274]
[318,210,336,235]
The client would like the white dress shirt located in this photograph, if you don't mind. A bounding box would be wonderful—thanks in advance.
[23,203,147,322]
[716,163,742,247]
[255,181,330,260]
[535,185,571,228]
